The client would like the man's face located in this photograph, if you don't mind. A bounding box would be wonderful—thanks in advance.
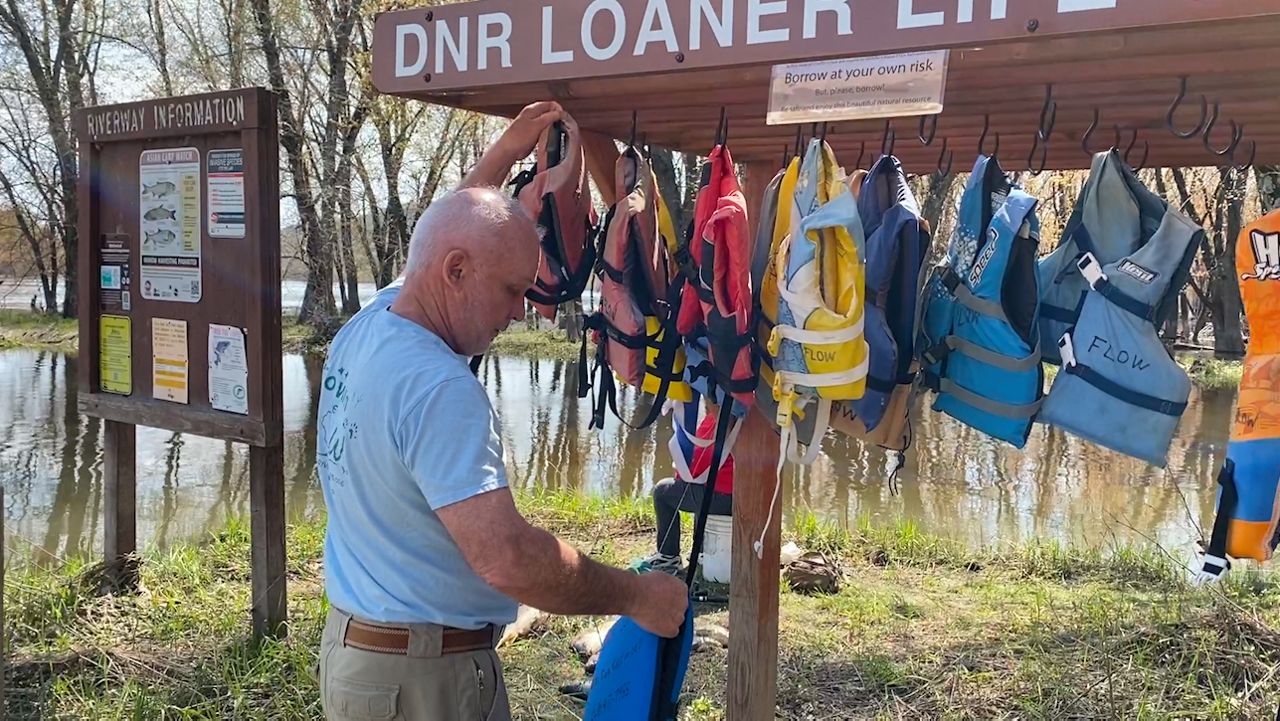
[453,223,540,357]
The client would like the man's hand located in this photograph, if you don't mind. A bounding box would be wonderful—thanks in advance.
[493,101,565,162]
[459,100,565,189]
[627,572,690,638]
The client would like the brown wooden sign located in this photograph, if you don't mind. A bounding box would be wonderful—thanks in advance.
[74,86,287,636]
[372,0,1280,94]
[75,86,282,447]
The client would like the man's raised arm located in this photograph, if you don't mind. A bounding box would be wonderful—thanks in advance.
[461,101,565,189]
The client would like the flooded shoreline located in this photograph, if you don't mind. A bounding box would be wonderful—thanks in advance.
[0,347,1232,569]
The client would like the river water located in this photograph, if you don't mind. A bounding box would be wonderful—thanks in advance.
[0,348,1232,568]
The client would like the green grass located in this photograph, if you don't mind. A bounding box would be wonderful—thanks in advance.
[489,328,582,361]
[7,490,1280,719]
[0,309,78,353]
[1182,357,1245,390]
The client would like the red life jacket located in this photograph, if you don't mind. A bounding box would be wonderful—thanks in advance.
[512,121,598,320]
[676,144,756,408]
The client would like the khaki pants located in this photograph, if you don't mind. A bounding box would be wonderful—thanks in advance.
[320,607,511,721]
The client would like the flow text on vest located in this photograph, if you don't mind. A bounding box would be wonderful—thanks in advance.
[1087,336,1150,371]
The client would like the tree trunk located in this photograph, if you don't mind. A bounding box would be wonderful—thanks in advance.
[1258,166,1280,214]
[1212,168,1247,356]
[251,0,331,324]
[649,147,687,236]
[338,177,360,315]
[147,0,174,96]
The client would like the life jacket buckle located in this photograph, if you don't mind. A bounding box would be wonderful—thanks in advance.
[767,326,783,357]
[1076,252,1107,289]
[1057,332,1078,367]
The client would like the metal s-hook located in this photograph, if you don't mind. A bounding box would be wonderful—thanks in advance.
[1232,137,1257,172]
[1037,84,1057,141]
[1027,131,1048,175]
[856,140,867,171]
[794,126,803,159]
[819,122,829,143]
[978,114,999,158]
[715,107,728,145]
[881,119,896,158]
[1120,126,1149,170]
[1166,76,1208,139]
[1080,109,1118,156]
[918,114,938,146]
[1202,103,1243,157]
[629,111,638,149]
[936,137,953,175]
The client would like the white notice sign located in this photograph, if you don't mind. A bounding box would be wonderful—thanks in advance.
[207,149,246,239]
[767,50,949,126]
[140,147,202,302]
[208,323,249,415]
[152,317,189,404]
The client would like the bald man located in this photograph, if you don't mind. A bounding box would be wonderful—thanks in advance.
[316,103,689,721]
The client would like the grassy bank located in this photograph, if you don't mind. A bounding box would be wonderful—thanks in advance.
[7,491,1280,719]
[489,328,582,361]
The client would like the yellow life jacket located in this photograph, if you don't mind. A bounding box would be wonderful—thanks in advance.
[769,139,869,463]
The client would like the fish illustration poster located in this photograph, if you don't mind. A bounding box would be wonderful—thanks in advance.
[208,323,249,415]
[140,147,202,303]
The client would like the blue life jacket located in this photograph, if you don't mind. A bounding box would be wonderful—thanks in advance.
[1039,150,1199,363]
[1037,151,1203,467]
[850,155,930,433]
[919,155,1044,448]
[584,607,694,721]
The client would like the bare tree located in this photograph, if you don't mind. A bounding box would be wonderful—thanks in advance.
[0,0,99,317]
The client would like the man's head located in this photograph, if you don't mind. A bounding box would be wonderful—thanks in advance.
[400,187,541,357]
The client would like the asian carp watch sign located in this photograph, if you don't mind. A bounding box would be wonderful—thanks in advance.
[371,0,1280,94]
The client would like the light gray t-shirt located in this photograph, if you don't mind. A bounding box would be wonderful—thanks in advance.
[317,284,518,628]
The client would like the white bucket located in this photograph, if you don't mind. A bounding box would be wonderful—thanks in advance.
[700,514,733,584]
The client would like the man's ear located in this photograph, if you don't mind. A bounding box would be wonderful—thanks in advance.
[443,248,468,285]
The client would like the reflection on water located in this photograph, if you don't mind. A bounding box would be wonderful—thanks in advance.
[1,349,1230,565]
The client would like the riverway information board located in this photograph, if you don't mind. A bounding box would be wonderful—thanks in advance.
[74,87,286,637]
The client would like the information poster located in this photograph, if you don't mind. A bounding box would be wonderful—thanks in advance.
[208,323,249,415]
[139,148,202,302]
[152,318,189,404]
[207,149,246,239]
[98,233,132,312]
[99,315,132,395]
[767,50,949,125]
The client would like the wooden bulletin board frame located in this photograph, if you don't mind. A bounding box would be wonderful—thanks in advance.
[73,86,286,636]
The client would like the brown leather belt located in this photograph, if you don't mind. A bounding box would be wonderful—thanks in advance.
[343,618,496,656]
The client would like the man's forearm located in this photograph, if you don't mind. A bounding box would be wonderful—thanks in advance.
[494,525,642,617]
[461,145,520,190]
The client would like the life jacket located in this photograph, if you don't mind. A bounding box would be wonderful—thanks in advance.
[919,155,1045,448]
[1198,209,1280,582]
[511,121,598,320]
[1037,151,1203,466]
[768,138,868,464]
[676,144,756,409]
[581,147,691,430]
[841,155,929,442]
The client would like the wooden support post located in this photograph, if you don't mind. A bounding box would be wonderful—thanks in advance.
[103,420,138,589]
[250,445,287,638]
[728,161,783,720]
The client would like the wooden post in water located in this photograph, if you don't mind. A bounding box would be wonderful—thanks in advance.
[728,161,784,720]
[103,421,138,588]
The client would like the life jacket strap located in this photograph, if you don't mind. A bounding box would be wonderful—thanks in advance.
[767,314,866,357]
[865,375,899,394]
[1040,303,1078,324]
[1057,333,1186,417]
[1197,459,1237,584]
[941,267,1008,322]
[922,335,1041,372]
[1076,252,1158,323]
[774,358,870,394]
[922,371,1044,419]
[686,402,738,587]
